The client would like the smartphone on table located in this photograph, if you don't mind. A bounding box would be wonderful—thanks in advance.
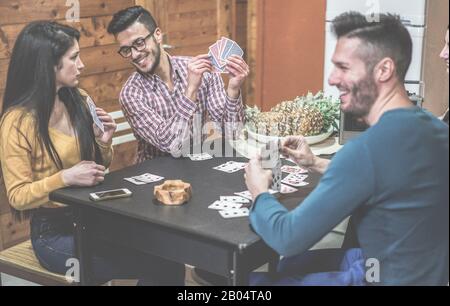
[89,188,132,202]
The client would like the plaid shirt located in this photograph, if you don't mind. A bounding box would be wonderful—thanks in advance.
[120,56,244,163]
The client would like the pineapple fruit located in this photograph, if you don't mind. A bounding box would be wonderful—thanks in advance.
[245,91,339,137]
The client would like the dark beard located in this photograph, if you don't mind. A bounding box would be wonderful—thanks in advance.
[136,43,161,75]
[348,74,379,118]
[147,44,161,75]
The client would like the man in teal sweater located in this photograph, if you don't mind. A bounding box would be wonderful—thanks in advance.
[245,13,449,286]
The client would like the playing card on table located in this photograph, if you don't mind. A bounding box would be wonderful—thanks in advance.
[280,184,298,194]
[288,173,308,181]
[220,196,250,204]
[86,96,105,133]
[234,190,278,201]
[124,178,148,185]
[219,208,250,219]
[234,191,253,201]
[213,161,247,174]
[187,153,213,161]
[137,173,165,183]
[124,173,164,185]
[208,201,243,211]
[281,165,309,175]
[282,173,309,187]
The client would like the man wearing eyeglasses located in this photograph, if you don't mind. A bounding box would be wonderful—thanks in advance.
[108,6,248,162]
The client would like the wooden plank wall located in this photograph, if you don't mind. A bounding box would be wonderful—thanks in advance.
[0,0,137,250]
[156,0,229,57]
[252,0,326,111]
[246,0,257,107]
[423,0,449,116]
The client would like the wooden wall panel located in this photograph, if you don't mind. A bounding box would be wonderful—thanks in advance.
[159,0,219,56]
[0,0,134,26]
[246,0,258,107]
[235,0,247,49]
[167,27,218,47]
[80,45,130,76]
[0,52,128,93]
[167,0,216,13]
[217,0,233,39]
[423,0,449,116]
[0,171,9,216]
[0,212,30,251]
[109,141,138,172]
[0,16,116,60]
[79,69,134,109]
[0,220,4,251]
[254,0,326,111]
[0,57,8,92]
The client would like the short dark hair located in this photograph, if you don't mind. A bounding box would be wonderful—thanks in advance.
[332,12,412,82]
[107,6,158,35]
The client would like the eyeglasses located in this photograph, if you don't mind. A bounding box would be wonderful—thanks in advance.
[118,32,154,58]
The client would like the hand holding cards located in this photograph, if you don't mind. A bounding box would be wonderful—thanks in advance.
[209,37,244,74]
[86,96,105,133]
[261,140,282,192]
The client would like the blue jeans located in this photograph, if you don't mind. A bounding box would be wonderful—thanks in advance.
[30,207,185,286]
[250,248,366,286]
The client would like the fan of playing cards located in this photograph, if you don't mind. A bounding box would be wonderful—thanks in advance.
[209,37,244,74]
[86,96,105,133]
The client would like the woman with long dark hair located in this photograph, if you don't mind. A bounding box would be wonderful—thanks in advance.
[0,21,184,285]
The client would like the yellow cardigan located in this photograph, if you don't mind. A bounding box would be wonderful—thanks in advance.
[0,99,113,211]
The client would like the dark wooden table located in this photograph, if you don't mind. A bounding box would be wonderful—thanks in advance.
[50,154,321,286]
